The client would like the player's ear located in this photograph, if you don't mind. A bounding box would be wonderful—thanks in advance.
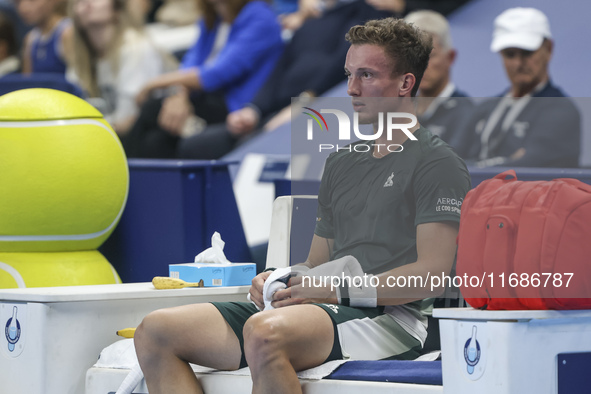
[399,73,416,97]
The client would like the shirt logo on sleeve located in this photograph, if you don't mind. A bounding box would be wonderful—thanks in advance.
[435,197,463,214]
[384,172,395,187]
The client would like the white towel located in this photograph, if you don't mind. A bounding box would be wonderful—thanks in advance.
[262,267,293,310]
[94,339,143,394]
[115,364,144,394]
[247,265,310,311]
[251,256,364,309]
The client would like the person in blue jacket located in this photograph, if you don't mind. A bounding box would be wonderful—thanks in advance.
[456,7,581,168]
[177,0,392,160]
[123,0,284,158]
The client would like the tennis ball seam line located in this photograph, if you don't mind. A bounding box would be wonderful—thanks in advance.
[0,261,26,288]
[0,119,129,243]
[0,116,104,121]
[0,119,118,130]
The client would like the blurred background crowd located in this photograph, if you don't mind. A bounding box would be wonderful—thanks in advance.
[0,0,587,168]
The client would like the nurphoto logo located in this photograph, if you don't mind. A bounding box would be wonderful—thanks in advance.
[302,108,418,153]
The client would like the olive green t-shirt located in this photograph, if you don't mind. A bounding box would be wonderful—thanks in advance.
[315,126,471,275]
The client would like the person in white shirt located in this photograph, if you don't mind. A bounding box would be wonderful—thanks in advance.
[67,0,174,135]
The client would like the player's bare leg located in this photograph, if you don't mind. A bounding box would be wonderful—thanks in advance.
[134,303,242,394]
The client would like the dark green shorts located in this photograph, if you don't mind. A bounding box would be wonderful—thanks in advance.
[210,302,421,369]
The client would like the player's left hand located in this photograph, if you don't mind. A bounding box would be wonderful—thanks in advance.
[271,275,338,308]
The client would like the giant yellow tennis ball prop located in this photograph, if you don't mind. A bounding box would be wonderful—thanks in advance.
[0,88,128,288]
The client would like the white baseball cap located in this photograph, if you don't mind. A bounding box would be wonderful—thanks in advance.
[491,7,552,52]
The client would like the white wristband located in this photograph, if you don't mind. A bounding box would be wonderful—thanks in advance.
[335,284,342,305]
[348,274,377,308]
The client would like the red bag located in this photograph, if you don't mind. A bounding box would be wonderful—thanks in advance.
[456,170,591,310]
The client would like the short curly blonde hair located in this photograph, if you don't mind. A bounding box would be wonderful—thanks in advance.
[346,18,432,97]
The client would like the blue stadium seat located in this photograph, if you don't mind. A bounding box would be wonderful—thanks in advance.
[0,73,84,97]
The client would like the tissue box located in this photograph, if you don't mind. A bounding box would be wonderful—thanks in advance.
[169,263,256,287]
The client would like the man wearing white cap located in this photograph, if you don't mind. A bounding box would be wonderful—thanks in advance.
[457,7,580,168]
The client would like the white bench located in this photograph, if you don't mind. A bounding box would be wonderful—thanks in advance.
[86,364,443,394]
[85,196,445,393]
[0,283,249,394]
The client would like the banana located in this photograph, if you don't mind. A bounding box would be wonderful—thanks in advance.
[152,276,205,289]
[116,327,136,338]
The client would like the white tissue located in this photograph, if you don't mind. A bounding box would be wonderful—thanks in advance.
[194,232,230,264]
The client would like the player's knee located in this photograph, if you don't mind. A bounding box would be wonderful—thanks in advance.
[135,309,172,353]
[243,313,286,366]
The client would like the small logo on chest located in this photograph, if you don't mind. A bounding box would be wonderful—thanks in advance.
[384,172,395,187]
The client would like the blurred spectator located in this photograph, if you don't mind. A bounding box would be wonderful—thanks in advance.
[178,0,390,159]
[273,0,298,16]
[67,0,174,135]
[363,0,405,15]
[145,0,164,23]
[279,0,324,33]
[457,7,580,168]
[0,11,20,77]
[364,0,469,17]
[405,10,473,152]
[276,0,470,48]
[16,0,72,74]
[123,0,283,158]
[279,0,402,35]
[154,0,200,26]
[127,0,152,26]
[0,0,29,49]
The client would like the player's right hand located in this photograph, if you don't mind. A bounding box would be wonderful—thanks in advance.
[249,271,273,310]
